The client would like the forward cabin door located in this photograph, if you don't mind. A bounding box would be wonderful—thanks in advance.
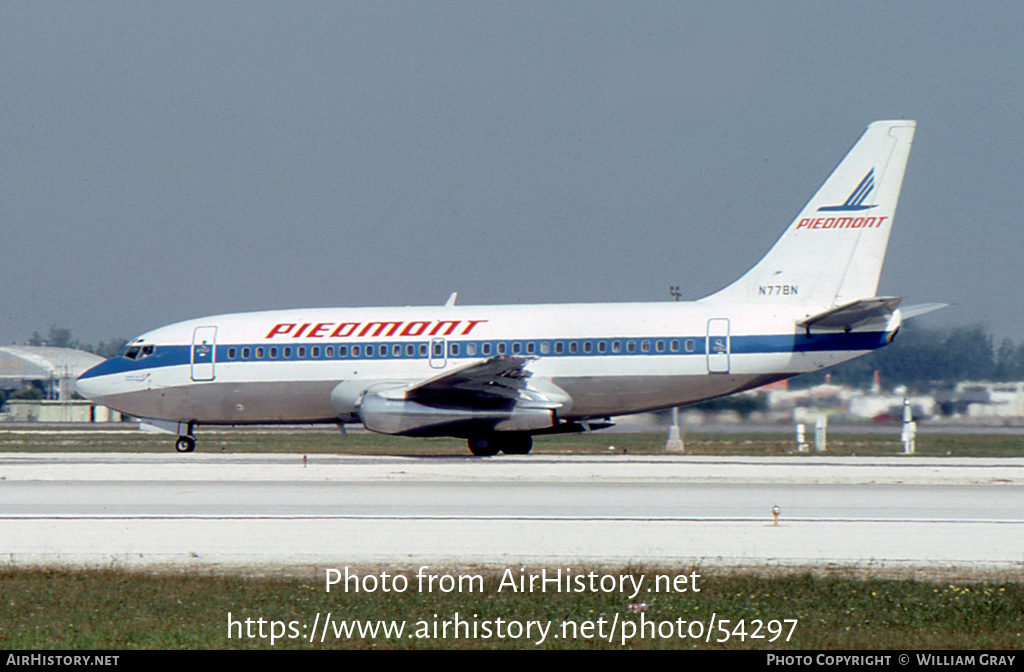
[429,337,447,369]
[190,326,217,382]
[706,318,731,374]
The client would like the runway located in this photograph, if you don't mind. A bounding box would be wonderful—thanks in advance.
[1,453,1023,570]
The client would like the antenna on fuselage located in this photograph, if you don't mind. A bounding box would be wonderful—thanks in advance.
[445,292,458,307]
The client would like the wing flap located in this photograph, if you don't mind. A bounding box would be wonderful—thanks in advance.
[402,355,539,404]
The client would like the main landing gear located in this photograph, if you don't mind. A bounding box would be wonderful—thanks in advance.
[467,434,532,456]
[175,435,196,453]
[175,421,197,453]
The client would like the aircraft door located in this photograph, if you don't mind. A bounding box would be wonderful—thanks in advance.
[706,318,730,374]
[191,326,218,382]
[429,337,447,369]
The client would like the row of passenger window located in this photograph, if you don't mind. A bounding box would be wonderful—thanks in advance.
[225,344,431,360]
[222,339,700,361]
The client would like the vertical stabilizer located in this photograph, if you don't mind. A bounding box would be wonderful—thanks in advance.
[701,120,915,307]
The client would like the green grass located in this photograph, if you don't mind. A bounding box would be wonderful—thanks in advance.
[2,427,1024,457]
[0,567,1021,649]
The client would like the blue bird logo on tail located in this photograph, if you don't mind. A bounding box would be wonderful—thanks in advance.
[818,169,877,212]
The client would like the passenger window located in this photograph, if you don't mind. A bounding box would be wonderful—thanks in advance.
[598,341,607,353]
[378,345,387,357]
[670,340,679,352]
[270,347,279,358]
[497,343,507,355]
[583,341,593,353]
[512,342,522,354]
[337,346,346,357]
[298,347,306,358]
[627,341,636,353]
[228,348,237,359]
[242,347,251,358]
[641,340,650,352]
[569,342,578,354]
[351,345,360,357]
[450,343,460,356]
[467,343,477,356]
[419,344,428,356]
[312,347,320,358]
[406,344,415,356]
[482,343,492,356]
[284,347,292,358]
[656,340,665,353]
[612,341,621,353]
[526,342,535,354]
[325,346,334,357]
[256,347,265,359]
[540,342,550,355]
[551,341,561,354]
[685,339,696,353]
[433,342,444,357]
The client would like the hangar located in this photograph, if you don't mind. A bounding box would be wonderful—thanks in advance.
[0,346,114,421]
[0,345,104,399]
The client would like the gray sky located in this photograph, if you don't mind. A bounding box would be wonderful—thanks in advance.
[3,2,1023,346]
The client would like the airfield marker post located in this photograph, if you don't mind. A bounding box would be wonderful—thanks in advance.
[665,406,685,453]
[814,416,827,452]
[796,423,808,452]
[902,398,916,454]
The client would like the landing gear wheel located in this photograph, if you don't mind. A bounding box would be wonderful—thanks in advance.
[175,435,196,453]
[500,435,533,455]
[467,436,500,457]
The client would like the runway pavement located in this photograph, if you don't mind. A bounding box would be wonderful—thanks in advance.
[1,453,1022,570]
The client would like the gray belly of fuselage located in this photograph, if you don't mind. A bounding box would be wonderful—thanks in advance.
[102,380,340,425]
[99,372,788,426]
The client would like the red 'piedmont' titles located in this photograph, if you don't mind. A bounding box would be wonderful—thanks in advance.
[265,319,489,340]
[795,216,888,230]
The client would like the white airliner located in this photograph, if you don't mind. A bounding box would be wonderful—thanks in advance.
[77,120,942,455]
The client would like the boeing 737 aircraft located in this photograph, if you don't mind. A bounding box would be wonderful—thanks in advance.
[77,120,942,455]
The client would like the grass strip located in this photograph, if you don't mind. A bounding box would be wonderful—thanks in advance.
[2,429,1024,457]
[1,567,1022,649]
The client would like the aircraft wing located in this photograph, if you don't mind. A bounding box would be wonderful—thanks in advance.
[397,355,541,405]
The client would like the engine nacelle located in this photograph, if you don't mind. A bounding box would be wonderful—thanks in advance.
[357,394,556,436]
[330,379,409,422]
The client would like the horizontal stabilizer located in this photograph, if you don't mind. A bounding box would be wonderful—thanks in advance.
[900,303,950,320]
[799,297,902,332]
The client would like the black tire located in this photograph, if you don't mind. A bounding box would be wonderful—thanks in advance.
[500,435,533,455]
[175,436,196,453]
[467,436,500,457]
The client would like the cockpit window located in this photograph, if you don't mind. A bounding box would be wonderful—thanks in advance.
[123,345,156,360]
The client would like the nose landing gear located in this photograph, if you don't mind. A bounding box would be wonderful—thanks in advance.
[175,421,197,452]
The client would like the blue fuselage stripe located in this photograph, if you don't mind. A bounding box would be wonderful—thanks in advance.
[78,331,890,380]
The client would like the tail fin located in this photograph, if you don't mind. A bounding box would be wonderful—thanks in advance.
[701,120,915,307]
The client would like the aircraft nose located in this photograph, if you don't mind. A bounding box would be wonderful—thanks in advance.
[75,361,111,403]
